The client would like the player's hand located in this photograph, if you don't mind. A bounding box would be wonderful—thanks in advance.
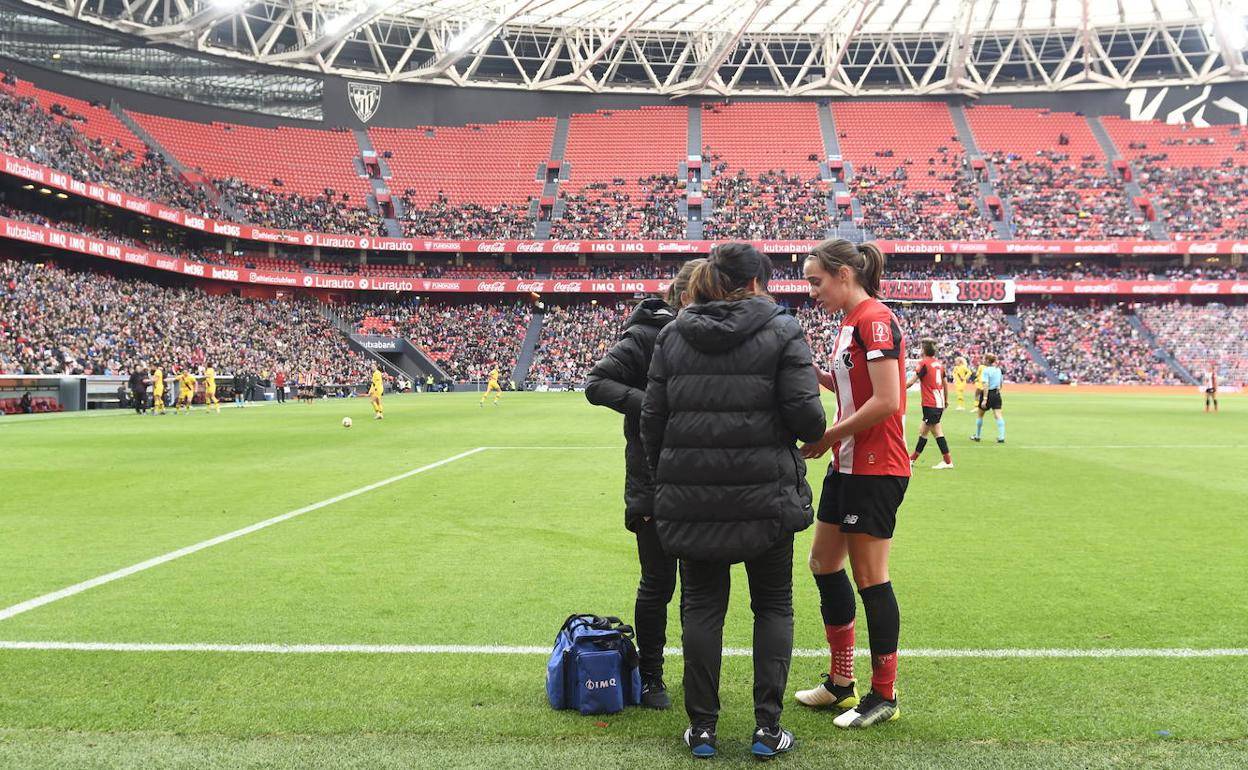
[813,366,835,391]
[800,429,837,459]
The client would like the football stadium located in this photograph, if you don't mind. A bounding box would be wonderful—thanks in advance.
[0,0,1246,767]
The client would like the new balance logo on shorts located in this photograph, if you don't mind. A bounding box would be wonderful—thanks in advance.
[843,514,859,525]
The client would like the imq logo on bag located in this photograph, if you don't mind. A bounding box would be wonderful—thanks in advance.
[348,82,382,122]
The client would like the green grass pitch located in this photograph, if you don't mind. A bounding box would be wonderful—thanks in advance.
[0,391,1245,769]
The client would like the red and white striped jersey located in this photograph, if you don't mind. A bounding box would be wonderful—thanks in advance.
[827,298,910,477]
[915,356,946,409]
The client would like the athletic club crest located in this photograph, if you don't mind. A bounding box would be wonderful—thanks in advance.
[348,82,381,122]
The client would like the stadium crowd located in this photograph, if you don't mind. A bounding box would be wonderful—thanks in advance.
[0,87,222,217]
[0,258,371,382]
[1012,263,1247,280]
[1138,301,1248,387]
[702,170,831,240]
[0,83,382,237]
[528,302,630,387]
[337,300,530,382]
[10,73,1248,247]
[551,175,686,240]
[399,193,535,239]
[1135,162,1248,240]
[217,177,385,236]
[851,155,996,241]
[990,151,1148,240]
[1019,303,1175,384]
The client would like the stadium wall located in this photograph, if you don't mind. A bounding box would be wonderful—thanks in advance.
[6,52,1248,131]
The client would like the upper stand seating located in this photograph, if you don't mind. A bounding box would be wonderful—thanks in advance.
[372,119,553,239]
[552,107,686,240]
[702,102,830,240]
[1102,116,1248,240]
[834,101,993,241]
[131,111,380,235]
[966,105,1143,240]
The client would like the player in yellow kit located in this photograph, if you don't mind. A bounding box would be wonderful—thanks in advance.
[203,365,221,414]
[176,368,196,413]
[972,360,986,411]
[480,366,502,407]
[951,356,971,411]
[151,365,166,415]
[369,366,385,420]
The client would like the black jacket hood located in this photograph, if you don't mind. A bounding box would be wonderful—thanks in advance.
[625,297,676,332]
[674,296,784,353]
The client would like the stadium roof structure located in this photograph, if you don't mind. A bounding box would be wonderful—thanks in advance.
[13,0,1248,95]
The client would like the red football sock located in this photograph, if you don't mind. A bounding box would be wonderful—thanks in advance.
[871,652,897,701]
[825,621,855,682]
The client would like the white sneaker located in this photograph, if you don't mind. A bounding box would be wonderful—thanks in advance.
[931,461,954,470]
[795,677,858,708]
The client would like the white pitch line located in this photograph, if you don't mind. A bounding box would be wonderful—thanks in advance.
[1013,444,1245,450]
[0,641,1244,659]
[484,446,623,450]
[0,448,488,623]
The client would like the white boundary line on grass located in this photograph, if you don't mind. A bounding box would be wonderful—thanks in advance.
[1014,444,1245,450]
[0,640,1244,659]
[0,447,488,623]
[481,445,1248,451]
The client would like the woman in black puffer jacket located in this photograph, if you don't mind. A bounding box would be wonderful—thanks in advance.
[641,243,825,759]
[583,258,703,711]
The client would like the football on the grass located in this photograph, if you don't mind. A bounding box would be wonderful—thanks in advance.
[342,417,353,428]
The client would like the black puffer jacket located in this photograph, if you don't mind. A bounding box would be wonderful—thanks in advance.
[584,298,676,531]
[641,296,826,563]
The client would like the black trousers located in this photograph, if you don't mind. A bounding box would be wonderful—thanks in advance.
[133,390,147,413]
[275,386,285,403]
[680,533,794,731]
[634,518,678,678]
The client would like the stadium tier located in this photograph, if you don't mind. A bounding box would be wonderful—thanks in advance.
[553,107,686,240]
[0,258,370,381]
[4,254,1242,389]
[835,101,994,241]
[702,101,830,240]
[966,105,1143,240]
[1101,115,1248,240]
[371,118,553,239]
[6,69,1248,250]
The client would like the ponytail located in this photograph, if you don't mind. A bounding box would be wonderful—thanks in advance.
[805,239,886,298]
[688,243,772,305]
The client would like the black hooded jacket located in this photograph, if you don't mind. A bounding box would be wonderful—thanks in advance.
[584,298,676,531]
[641,296,826,563]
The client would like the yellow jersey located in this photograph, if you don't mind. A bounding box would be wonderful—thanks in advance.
[181,372,196,391]
[974,364,986,387]
[952,364,971,386]
[153,368,164,392]
[204,367,216,389]
[371,370,384,395]
[488,368,500,385]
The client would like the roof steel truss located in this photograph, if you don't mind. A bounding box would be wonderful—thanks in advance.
[14,0,1245,94]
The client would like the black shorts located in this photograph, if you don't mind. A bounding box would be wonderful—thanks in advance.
[979,389,1002,410]
[1205,387,1217,395]
[921,406,944,425]
[816,471,909,539]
